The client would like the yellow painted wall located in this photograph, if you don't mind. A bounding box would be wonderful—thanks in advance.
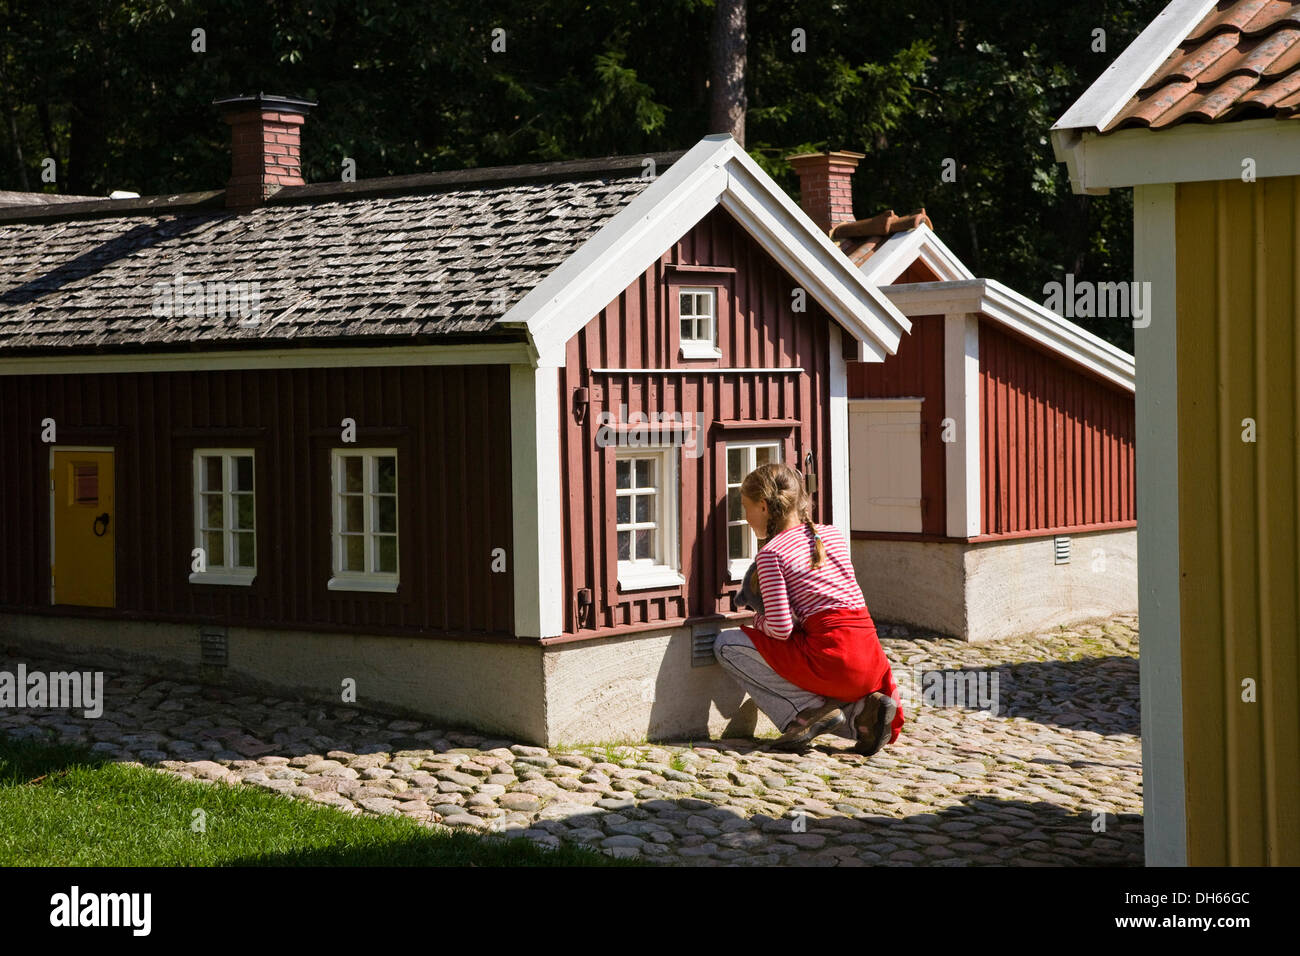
[1176,177,1300,865]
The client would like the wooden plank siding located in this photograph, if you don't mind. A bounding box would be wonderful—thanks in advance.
[846,314,948,535]
[0,365,515,638]
[978,321,1136,536]
[557,207,835,636]
[1175,176,1300,865]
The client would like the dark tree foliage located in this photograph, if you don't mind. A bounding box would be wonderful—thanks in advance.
[0,0,1165,348]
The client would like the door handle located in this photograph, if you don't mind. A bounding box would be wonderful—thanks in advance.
[93,513,111,537]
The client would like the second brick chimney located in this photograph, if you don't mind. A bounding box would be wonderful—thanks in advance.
[787,150,865,235]
[213,93,316,208]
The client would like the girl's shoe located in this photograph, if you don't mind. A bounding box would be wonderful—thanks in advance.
[771,700,846,752]
[853,692,898,756]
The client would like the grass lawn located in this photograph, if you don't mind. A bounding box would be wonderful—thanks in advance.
[0,734,636,866]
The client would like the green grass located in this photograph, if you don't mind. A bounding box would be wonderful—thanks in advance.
[0,734,638,866]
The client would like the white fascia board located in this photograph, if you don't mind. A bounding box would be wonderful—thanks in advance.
[1054,117,1300,194]
[1052,0,1217,134]
[0,341,535,376]
[882,278,1136,392]
[859,223,974,286]
[507,133,912,367]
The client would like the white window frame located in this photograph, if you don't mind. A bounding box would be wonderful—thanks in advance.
[678,286,722,360]
[724,441,782,581]
[190,448,257,586]
[328,447,399,593]
[615,445,685,591]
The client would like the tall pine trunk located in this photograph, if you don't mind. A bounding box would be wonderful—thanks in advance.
[709,0,746,147]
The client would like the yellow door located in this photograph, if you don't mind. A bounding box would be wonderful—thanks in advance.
[51,449,115,608]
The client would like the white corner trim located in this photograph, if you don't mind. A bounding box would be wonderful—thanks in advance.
[828,322,850,542]
[1133,182,1186,867]
[943,314,981,538]
[881,278,1136,392]
[859,223,975,286]
[0,342,536,376]
[1052,0,1217,134]
[1054,117,1300,194]
[510,364,564,638]
[506,133,912,367]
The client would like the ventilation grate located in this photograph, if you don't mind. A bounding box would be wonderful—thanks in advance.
[1054,536,1072,565]
[200,626,228,665]
[691,626,719,667]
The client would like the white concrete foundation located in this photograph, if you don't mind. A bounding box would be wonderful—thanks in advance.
[852,528,1138,641]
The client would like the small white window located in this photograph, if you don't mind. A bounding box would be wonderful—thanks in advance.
[190,449,256,586]
[329,448,399,592]
[725,442,781,581]
[678,287,721,359]
[615,447,684,591]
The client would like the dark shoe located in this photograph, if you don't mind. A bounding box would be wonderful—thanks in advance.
[853,692,898,756]
[770,700,846,752]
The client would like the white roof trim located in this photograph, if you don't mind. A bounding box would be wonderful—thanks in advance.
[858,222,974,286]
[502,134,912,366]
[1052,0,1217,134]
[880,277,1136,393]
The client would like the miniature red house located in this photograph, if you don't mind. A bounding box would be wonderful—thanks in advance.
[0,96,912,745]
[791,154,1138,642]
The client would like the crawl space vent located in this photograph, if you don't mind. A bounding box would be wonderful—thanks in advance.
[1054,536,1072,565]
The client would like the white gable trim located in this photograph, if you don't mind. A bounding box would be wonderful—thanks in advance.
[1052,0,1217,135]
[1054,117,1300,194]
[503,134,911,367]
[858,223,974,286]
[881,278,1136,392]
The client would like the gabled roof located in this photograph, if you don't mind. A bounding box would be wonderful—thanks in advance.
[846,221,974,286]
[509,134,911,365]
[0,156,673,355]
[880,278,1137,393]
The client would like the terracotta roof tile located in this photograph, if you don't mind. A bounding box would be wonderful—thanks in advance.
[1107,0,1300,130]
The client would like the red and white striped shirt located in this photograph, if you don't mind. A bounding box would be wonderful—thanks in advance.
[752,522,865,640]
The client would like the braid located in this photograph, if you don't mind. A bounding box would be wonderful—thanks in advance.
[741,461,826,569]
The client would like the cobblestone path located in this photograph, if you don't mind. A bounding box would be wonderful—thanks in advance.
[0,615,1142,866]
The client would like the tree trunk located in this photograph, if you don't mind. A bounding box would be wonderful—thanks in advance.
[709,0,747,147]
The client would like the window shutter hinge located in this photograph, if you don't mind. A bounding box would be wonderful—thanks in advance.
[573,387,589,424]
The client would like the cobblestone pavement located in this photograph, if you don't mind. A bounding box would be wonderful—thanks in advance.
[0,615,1142,866]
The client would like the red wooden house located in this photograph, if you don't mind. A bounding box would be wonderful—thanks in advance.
[0,95,912,745]
[791,153,1138,642]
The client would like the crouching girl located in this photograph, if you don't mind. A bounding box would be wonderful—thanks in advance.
[714,462,903,754]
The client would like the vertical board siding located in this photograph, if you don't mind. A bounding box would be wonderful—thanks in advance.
[846,314,948,534]
[0,365,514,637]
[1176,177,1300,866]
[558,207,834,635]
[978,321,1136,535]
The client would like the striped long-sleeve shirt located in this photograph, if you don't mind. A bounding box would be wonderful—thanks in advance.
[751,522,865,640]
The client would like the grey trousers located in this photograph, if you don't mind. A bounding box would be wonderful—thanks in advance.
[713,627,865,741]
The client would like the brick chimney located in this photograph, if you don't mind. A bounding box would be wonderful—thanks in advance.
[213,93,316,208]
[787,150,865,234]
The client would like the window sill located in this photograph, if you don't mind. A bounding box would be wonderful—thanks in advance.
[679,343,722,361]
[617,565,686,592]
[726,559,754,583]
[328,575,399,593]
[189,571,256,587]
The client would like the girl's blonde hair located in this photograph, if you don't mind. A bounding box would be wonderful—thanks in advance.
[740,462,826,569]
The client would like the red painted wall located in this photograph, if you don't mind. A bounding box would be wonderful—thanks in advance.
[557,207,836,636]
[979,321,1136,536]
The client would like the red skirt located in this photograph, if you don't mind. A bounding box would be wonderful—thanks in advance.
[740,605,904,746]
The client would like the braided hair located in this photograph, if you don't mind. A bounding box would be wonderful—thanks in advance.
[739,462,826,569]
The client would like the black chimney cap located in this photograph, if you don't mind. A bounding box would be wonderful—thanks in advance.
[212,93,316,115]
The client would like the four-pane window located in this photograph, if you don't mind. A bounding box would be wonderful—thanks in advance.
[679,288,716,345]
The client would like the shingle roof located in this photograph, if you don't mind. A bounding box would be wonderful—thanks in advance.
[1106,0,1300,130]
[0,158,672,354]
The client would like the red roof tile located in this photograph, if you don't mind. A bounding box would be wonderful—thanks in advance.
[1106,0,1300,130]
[830,208,932,265]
